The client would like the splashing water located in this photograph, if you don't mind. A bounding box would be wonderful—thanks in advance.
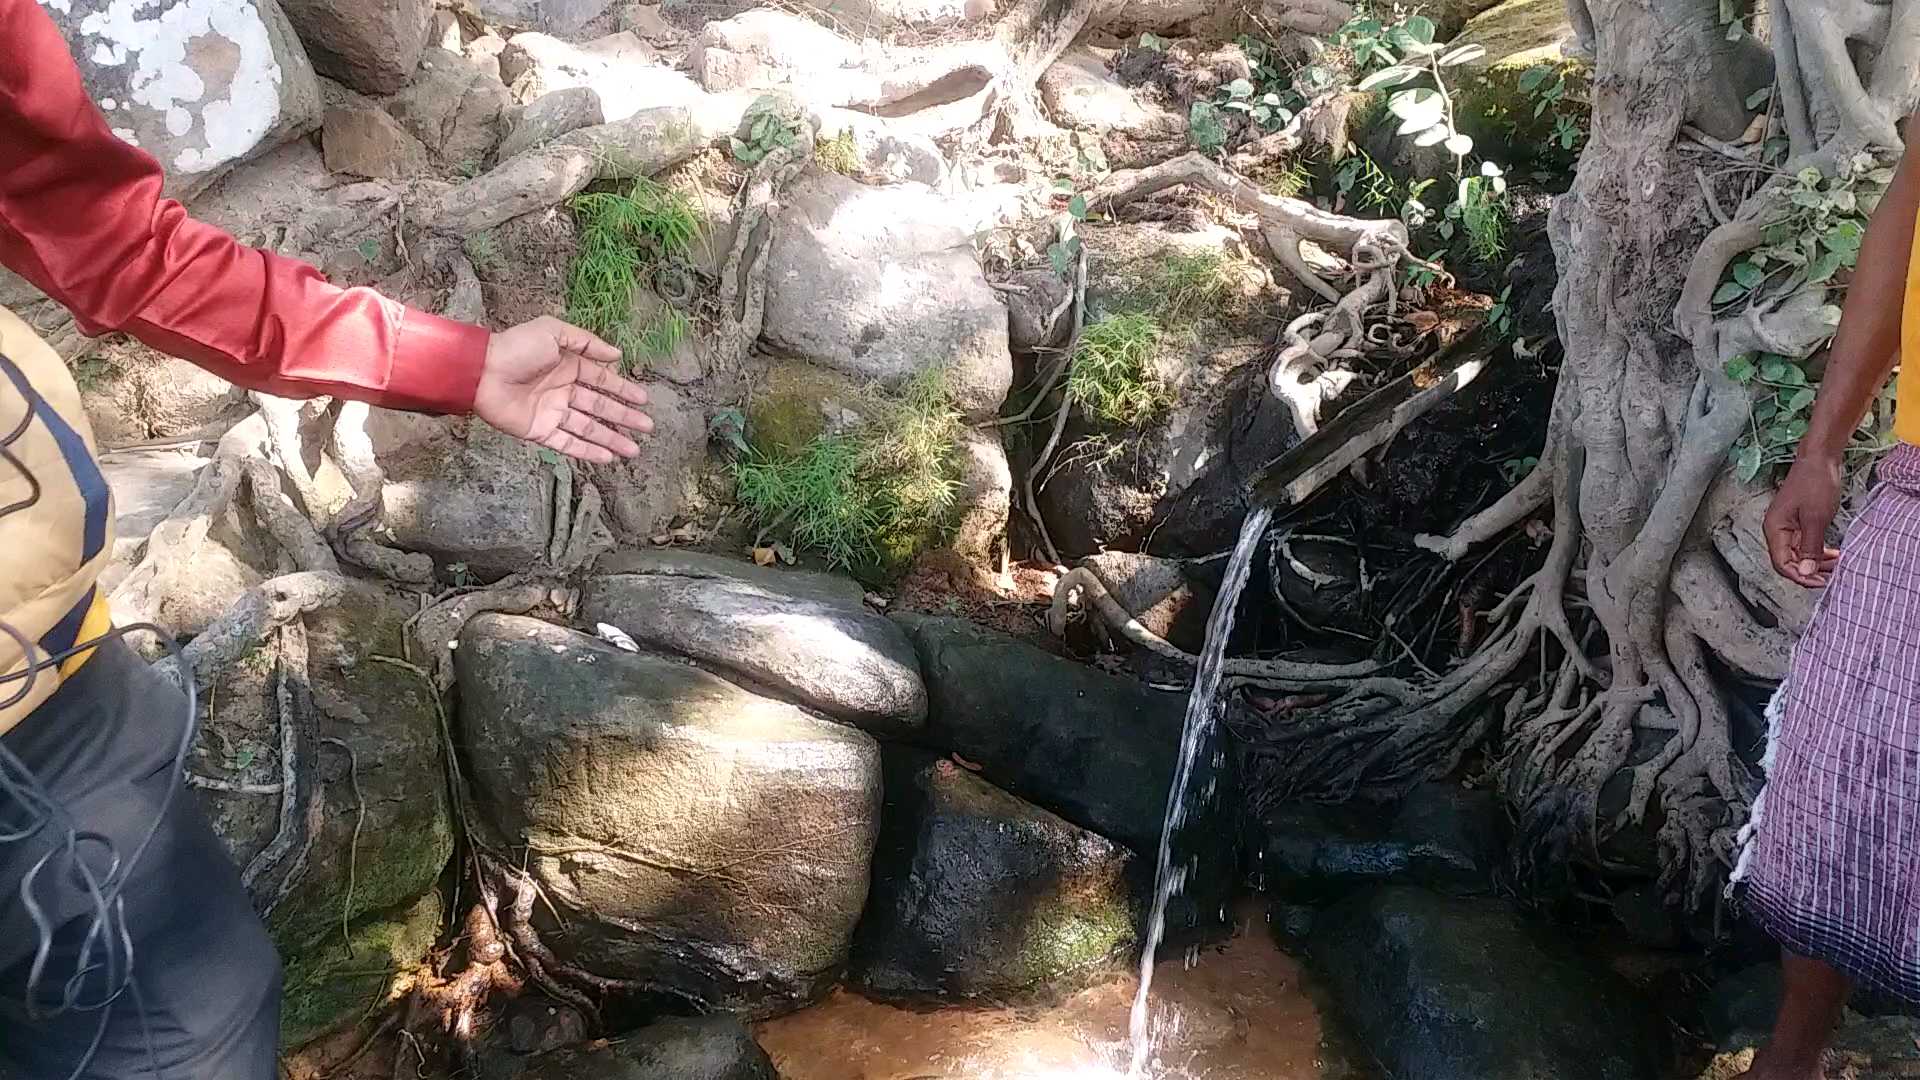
[1126,507,1274,1077]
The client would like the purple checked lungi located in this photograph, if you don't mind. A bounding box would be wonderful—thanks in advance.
[1738,442,1920,999]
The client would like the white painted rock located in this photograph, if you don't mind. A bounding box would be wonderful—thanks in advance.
[42,0,323,198]
[761,170,1012,421]
[499,30,700,122]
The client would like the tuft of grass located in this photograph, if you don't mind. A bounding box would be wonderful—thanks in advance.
[815,129,861,177]
[1069,313,1170,427]
[1146,250,1233,327]
[1261,161,1314,200]
[565,178,702,368]
[1458,177,1508,265]
[634,308,690,359]
[734,368,962,573]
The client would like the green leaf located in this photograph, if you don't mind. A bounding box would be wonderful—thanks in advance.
[1068,193,1088,220]
[1139,31,1168,50]
[1818,303,1844,326]
[1746,85,1772,110]
[1776,362,1809,387]
[1251,105,1273,124]
[1734,443,1764,483]
[1782,386,1817,415]
[1823,219,1864,254]
[538,447,565,465]
[1414,124,1452,146]
[1787,417,1810,438]
[1808,250,1845,283]
[1797,167,1825,188]
[1533,99,1549,118]
[1517,66,1552,93]
[1725,16,1745,40]
[1228,78,1255,99]
[1790,189,1825,209]
[1358,64,1420,90]
[1445,133,1474,156]
[1048,241,1071,275]
[1732,261,1763,289]
[1724,353,1758,383]
[1759,356,1792,383]
[1188,101,1228,151]
[1404,14,1436,42]
[1712,281,1748,304]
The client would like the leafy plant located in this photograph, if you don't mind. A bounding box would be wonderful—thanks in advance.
[1189,100,1230,153]
[733,369,962,572]
[731,98,802,166]
[1069,313,1170,426]
[1511,65,1587,159]
[815,128,861,176]
[1453,172,1508,262]
[708,407,748,454]
[1500,455,1538,484]
[1335,149,1405,214]
[1048,183,1090,276]
[1714,153,1885,316]
[1488,284,1516,338]
[1724,348,1896,484]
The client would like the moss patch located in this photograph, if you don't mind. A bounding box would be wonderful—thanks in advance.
[280,890,443,1049]
[744,363,865,460]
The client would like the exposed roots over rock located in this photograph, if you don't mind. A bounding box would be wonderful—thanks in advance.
[408,575,579,693]
[1086,152,1411,432]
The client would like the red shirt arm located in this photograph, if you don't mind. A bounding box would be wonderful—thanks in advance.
[0,0,487,413]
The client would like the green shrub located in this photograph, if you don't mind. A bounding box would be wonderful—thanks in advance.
[1069,313,1170,427]
[734,369,962,573]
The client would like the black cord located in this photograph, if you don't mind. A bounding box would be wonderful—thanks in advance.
[0,620,196,1080]
[3,354,192,1079]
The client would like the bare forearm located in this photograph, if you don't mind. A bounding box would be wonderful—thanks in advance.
[1800,131,1920,461]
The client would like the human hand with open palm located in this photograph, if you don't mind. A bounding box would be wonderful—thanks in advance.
[472,317,654,463]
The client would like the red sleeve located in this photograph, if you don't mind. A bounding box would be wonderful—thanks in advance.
[0,0,487,414]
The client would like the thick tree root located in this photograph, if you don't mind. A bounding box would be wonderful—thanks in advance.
[151,572,346,693]
[409,575,579,692]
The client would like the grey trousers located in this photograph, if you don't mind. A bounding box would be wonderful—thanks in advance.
[0,637,280,1079]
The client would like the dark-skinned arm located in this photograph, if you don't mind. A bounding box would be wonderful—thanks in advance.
[1763,124,1920,587]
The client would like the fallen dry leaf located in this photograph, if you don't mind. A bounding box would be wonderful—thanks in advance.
[753,546,777,566]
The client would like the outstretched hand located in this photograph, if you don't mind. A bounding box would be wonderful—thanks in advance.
[473,317,654,464]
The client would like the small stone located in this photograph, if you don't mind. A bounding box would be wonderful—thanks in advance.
[322,106,431,179]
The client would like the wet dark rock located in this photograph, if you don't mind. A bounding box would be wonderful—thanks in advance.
[1609,882,1686,950]
[504,996,590,1055]
[1250,784,1502,901]
[850,753,1138,999]
[456,614,882,1016]
[518,1016,777,1080]
[894,613,1238,940]
[1702,963,1782,1048]
[581,553,927,738]
[1308,887,1668,1080]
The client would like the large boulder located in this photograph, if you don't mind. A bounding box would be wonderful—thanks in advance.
[199,582,455,1043]
[455,615,883,1015]
[518,1016,777,1080]
[894,614,1238,939]
[581,554,927,738]
[498,87,606,161]
[278,0,433,95]
[689,11,857,95]
[379,420,554,580]
[500,31,703,122]
[471,0,618,35]
[762,170,1012,421]
[851,754,1138,999]
[46,0,323,197]
[385,48,515,170]
[1308,887,1668,1080]
[1250,784,1503,902]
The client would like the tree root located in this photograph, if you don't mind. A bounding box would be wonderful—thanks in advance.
[152,572,347,692]
[330,402,435,586]
[1020,233,1089,565]
[409,575,579,692]
[240,621,323,917]
[709,142,808,379]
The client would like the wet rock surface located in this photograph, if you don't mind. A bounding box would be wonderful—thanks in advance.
[1251,783,1503,901]
[1309,887,1668,1080]
[850,753,1138,999]
[516,1016,778,1080]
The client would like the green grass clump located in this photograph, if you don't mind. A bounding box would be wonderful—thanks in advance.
[734,368,962,573]
[815,129,861,177]
[1458,177,1508,265]
[1146,250,1233,327]
[1069,313,1170,427]
[565,178,702,369]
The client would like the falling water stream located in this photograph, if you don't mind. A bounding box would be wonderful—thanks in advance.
[1126,506,1274,1077]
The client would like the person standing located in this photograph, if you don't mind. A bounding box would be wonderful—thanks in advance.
[0,0,655,1076]
[1742,117,1920,1080]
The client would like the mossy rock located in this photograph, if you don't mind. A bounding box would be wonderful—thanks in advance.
[201,581,456,965]
[744,361,866,460]
[281,890,444,1048]
[1451,0,1577,74]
